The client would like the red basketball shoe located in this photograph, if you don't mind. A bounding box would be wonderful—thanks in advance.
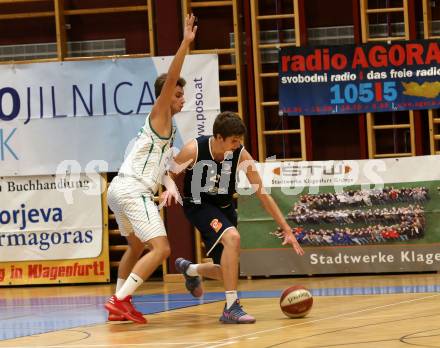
[105,295,146,324]
[107,296,143,321]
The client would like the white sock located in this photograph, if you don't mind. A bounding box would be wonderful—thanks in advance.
[116,278,125,292]
[225,290,238,309]
[115,273,143,300]
[186,264,199,276]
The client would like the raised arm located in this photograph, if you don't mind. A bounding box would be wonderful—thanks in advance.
[150,14,197,133]
[239,149,304,255]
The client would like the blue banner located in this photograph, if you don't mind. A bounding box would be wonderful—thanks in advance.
[279,40,440,116]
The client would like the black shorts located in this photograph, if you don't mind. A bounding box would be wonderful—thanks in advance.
[183,201,237,264]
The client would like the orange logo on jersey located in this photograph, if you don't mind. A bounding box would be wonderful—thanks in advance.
[210,218,222,233]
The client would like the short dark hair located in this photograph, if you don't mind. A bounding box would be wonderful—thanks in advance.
[154,73,186,98]
[213,111,246,139]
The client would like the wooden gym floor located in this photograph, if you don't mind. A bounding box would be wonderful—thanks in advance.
[1,273,440,348]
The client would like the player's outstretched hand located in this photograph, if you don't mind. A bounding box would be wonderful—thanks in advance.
[281,229,305,256]
[184,13,198,43]
[158,189,182,209]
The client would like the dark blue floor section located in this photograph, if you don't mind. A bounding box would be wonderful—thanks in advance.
[1,284,440,341]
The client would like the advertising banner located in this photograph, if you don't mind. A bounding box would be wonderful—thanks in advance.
[237,156,440,276]
[279,40,440,115]
[0,173,109,285]
[0,54,219,176]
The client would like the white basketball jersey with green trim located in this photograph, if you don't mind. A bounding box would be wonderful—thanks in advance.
[119,114,175,194]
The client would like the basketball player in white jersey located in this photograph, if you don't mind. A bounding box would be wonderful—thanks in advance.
[104,14,197,324]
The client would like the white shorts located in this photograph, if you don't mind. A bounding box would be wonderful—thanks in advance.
[107,176,166,242]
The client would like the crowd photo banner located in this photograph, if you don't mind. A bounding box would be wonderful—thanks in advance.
[0,173,108,285]
[0,54,220,176]
[279,40,440,115]
[237,156,440,276]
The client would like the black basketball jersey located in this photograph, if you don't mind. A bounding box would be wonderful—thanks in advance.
[183,135,243,207]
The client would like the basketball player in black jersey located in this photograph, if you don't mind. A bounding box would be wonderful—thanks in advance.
[161,111,304,324]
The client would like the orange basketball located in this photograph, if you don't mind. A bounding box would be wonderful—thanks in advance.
[279,285,313,318]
